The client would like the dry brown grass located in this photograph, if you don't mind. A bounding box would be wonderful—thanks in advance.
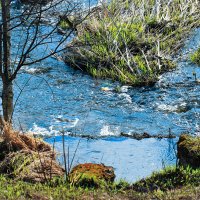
[0,117,52,153]
[0,117,64,183]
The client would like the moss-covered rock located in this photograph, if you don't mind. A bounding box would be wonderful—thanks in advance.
[177,134,200,168]
[69,163,115,187]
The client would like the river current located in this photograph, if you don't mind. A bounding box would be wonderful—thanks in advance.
[2,2,200,182]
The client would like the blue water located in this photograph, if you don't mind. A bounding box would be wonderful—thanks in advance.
[13,29,200,137]
[46,136,177,182]
[1,2,200,182]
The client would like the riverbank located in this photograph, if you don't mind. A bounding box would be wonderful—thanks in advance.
[64,0,200,86]
[0,122,199,199]
[0,167,199,200]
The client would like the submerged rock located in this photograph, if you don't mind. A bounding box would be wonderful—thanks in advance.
[177,134,200,168]
[120,132,176,140]
[69,163,115,187]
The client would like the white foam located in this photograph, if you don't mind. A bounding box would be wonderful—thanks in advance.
[120,86,131,93]
[23,67,38,74]
[119,93,132,103]
[157,104,178,112]
[99,125,119,136]
[29,123,57,136]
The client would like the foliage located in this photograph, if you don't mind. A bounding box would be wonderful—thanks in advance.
[59,20,70,30]
[65,0,200,85]
[133,166,200,192]
[177,134,200,168]
[191,48,200,65]
[0,167,199,200]
[178,134,200,156]
[69,163,115,188]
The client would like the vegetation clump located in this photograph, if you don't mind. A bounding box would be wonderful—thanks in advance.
[132,166,200,192]
[177,134,200,168]
[69,163,115,187]
[0,119,64,183]
[64,0,200,85]
[191,48,200,65]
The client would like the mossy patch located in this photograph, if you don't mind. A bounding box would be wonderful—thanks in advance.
[177,134,200,168]
[69,163,115,187]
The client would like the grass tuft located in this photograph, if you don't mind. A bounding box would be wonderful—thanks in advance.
[191,48,200,65]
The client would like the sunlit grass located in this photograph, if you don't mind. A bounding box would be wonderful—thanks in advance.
[191,48,200,65]
[65,0,200,85]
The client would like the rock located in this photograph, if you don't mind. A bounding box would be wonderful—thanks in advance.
[69,163,115,187]
[101,87,113,92]
[120,132,176,140]
[177,134,200,168]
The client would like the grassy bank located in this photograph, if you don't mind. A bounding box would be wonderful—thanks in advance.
[0,125,199,199]
[0,166,199,199]
[64,0,200,85]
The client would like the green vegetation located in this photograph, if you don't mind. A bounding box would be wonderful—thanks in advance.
[1,128,199,199]
[69,163,115,188]
[191,48,200,65]
[0,166,199,199]
[133,166,200,192]
[177,134,200,168]
[59,20,71,30]
[65,0,200,85]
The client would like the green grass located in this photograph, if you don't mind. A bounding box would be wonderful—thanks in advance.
[65,0,200,86]
[191,48,200,65]
[59,20,70,30]
[0,166,199,199]
[133,166,200,192]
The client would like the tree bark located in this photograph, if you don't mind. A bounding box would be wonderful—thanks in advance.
[1,0,13,122]
[2,80,13,122]
[1,0,11,78]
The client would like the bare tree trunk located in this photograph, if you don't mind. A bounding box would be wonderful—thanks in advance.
[1,0,13,122]
[2,81,13,122]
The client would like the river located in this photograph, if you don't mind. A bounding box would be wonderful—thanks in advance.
[3,2,200,182]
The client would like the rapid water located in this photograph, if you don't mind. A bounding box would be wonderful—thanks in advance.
[13,28,200,137]
[2,2,200,182]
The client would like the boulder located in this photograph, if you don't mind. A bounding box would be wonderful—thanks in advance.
[177,134,200,168]
[69,163,115,187]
